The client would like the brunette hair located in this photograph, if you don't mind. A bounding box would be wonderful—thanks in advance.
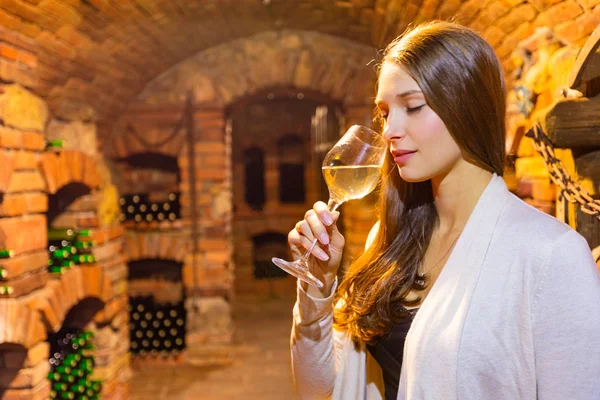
[334,21,506,344]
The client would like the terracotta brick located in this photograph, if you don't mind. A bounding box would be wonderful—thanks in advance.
[12,150,37,170]
[65,150,84,182]
[38,152,59,193]
[575,0,600,8]
[482,25,506,47]
[0,379,50,400]
[0,127,23,149]
[0,193,27,216]
[0,150,15,192]
[77,213,100,227]
[534,0,584,26]
[23,192,47,213]
[554,12,600,43]
[496,4,537,34]
[0,43,19,61]
[6,170,46,193]
[528,0,564,11]
[15,50,36,69]
[0,267,46,298]
[194,142,226,155]
[0,59,36,88]
[55,151,70,189]
[0,249,47,280]
[456,0,486,23]
[437,0,462,19]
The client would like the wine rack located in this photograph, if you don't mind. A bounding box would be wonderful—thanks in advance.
[119,193,181,223]
[128,296,186,356]
[47,229,96,275]
[47,329,102,400]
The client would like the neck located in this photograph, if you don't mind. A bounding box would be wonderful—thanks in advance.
[430,163,493,235]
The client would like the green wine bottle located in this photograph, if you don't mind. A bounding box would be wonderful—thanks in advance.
[59,392,74,400]
[51,249,70,259]
[45,139,64,149]
[49,266,65,274]
[47,371,61,381]
[0,286,14,295]
[0,268,7,279]
[0,249,13,259]
[47,229,75,240]
[56,365,71,374]
[77,229,92,237]
[53,382,68,391]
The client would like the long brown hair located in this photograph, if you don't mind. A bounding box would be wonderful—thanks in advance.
[334,21,506,344]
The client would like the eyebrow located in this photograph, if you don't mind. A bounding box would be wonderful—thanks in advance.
[375,90,423,105]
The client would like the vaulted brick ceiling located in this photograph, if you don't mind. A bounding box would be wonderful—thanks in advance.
[1,0,597,125]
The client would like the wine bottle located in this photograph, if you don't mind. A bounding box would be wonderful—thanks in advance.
[0,249,13,259]
[48,372,61,381]
[48,229,75,241]
[0,286,14,295]
[0,268,7,279]
[45,139,64,149]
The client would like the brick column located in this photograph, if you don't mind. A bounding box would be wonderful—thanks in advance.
[179,107,233,365]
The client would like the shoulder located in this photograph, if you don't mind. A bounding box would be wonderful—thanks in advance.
[497,192,574,246]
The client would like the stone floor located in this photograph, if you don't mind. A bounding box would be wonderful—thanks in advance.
[130,295,299,400]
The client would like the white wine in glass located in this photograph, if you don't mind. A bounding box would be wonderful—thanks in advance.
[272,125,387,288]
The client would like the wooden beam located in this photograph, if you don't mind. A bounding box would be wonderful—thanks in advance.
[545,96,600,148]
[569,24,600,92]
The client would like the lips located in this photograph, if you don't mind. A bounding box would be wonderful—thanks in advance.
[391,149,417,157]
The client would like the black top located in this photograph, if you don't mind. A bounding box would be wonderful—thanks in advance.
[366,308,419,400]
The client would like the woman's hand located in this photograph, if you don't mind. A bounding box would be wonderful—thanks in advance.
[288,201,345,296]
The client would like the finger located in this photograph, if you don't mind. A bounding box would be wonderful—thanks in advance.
[290,229,329,261]
[305,209,329,245]
[313,201,334,226]
[295,220,314,242]
[327,211,345,251]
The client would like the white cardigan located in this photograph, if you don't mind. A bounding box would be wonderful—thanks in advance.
[291,174,600,399]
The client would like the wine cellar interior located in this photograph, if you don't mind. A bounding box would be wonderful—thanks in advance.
[0,0,598,398]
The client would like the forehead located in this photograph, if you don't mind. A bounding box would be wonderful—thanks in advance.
[377,62,421,97]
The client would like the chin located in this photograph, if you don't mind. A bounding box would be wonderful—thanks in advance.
[397,166,431,183]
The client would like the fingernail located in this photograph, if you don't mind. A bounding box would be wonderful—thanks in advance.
[323,215,333,226]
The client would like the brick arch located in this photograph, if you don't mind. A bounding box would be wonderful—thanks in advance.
[39,150,102,194]
[0,266,112,348]
[136,30,378,109]
[123,231,190,263]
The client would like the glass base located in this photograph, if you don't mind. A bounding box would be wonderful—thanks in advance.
[271,257,324,289]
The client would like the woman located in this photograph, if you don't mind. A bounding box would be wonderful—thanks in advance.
[288,21,600,400]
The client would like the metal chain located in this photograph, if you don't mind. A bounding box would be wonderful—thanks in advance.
[525,124,600,220]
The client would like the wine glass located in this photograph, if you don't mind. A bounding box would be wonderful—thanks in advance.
[272,125,387,288]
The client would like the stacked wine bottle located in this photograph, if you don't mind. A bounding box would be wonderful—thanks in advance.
[47,329,102,400]
[48,229,96,274]
[0,248,13,295]
[119,193,180,223]
[128,296,186,356]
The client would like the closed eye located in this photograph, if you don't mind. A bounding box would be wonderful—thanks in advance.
[407,105,425,114]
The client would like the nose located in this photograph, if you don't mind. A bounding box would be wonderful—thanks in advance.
[382,113,405,142]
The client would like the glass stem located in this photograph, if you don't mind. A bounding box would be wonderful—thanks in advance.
[301,198,341,261]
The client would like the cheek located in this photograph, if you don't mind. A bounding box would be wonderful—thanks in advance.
[413,110,452,147]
